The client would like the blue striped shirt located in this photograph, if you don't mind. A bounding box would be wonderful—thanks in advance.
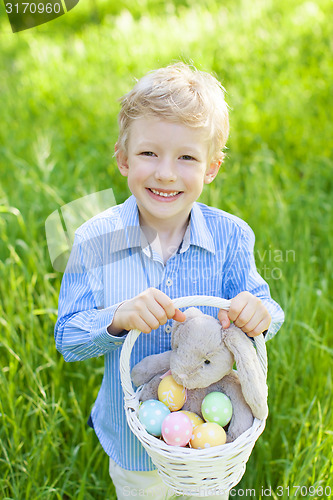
[54,195,284,471]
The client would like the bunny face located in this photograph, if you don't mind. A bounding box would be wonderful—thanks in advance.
[170,308,234,389]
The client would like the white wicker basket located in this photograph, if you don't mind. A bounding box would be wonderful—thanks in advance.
[119,296,268,496]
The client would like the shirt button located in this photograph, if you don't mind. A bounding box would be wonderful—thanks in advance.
[165,325,172,333]
[166,278,173,287]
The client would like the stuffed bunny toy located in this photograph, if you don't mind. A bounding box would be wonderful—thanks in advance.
[131,307,268,442]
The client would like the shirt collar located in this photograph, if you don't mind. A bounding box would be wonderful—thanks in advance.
[114,195,215,255]
[117,195,140,232]
[112,196,151,256]
[180,202,215,254]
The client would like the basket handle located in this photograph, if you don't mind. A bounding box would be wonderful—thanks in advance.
[119,295,267,411]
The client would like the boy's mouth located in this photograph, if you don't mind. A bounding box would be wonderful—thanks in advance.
[147,188,182,200]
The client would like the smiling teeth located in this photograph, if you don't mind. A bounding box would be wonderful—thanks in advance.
[150,189,179,197]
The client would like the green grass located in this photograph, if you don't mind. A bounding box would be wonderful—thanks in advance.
[1,0,332,498]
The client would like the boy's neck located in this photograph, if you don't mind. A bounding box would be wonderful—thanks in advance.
[139,213,190,264]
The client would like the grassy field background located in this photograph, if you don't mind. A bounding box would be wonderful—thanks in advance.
[0,0,332,498]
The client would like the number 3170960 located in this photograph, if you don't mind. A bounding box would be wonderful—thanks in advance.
[276,485,331,497]
[5,3,61,14]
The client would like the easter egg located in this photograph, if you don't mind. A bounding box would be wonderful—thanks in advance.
[162,412,193,446]
[158,375,187,411]
[179,411,204,429]
[190,422,226,449]
[201,392,233,427]
[138,399,170,436]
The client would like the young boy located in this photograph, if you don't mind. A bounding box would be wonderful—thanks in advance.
[55,63,284,499]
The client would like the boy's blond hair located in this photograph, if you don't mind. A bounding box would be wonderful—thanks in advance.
[117,62,229,163]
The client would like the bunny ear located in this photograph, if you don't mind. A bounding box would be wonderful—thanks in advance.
[222,326,268,420]
[171,307,202,350]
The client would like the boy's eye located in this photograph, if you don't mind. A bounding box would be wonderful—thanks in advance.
[140,151,156,157]
[180,155,196,161]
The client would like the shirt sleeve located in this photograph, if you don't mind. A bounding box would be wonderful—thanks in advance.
[224,224,285,341]
[54,232,127,362]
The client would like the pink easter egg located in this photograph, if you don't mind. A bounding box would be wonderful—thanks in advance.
[161,412,192,447]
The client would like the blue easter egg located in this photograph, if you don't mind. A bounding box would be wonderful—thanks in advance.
[138,399,170,436]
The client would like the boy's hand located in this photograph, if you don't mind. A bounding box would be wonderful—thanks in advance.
[218,291,271,337]
[108,288,186,335]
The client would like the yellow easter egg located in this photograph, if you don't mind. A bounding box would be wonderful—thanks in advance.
[179,411,204,429]
[190,422,226,449]
[158,375,186,411]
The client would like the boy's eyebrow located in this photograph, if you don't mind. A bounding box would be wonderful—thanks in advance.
[135,142,156,150]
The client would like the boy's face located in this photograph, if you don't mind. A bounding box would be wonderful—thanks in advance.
[116,116,220,230]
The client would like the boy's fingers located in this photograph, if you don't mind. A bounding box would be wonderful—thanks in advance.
[145,299,169,325]
[218,309,231,329]
[141,289,187,324]
[246,318,270,337]
[151,290,184,321]
[228,296,249,322]
[233,304,256,329]
[228,291,258,322]
[241,309,266,333]
[132,317,154,334]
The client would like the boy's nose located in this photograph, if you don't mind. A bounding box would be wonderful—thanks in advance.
[154,160,177,182]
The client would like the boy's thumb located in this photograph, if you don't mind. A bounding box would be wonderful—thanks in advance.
[172,308,186,322]
[218,309,230,329]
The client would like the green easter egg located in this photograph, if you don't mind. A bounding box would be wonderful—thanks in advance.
[201,392,233,427]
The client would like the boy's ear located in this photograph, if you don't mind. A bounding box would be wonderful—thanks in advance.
[204,159,222,184]
[115,144,129,177]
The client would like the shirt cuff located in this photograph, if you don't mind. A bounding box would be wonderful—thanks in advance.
[90,304,127,349]
[265,312,285,341]
[260,299,285,341]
